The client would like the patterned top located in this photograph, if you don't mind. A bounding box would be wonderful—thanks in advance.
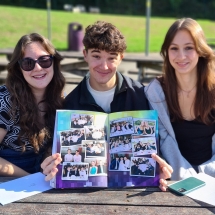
[0,85,44,151]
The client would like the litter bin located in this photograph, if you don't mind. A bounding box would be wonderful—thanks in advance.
[68,22,84,51]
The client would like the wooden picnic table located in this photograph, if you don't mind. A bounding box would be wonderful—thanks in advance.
[0,177,214,214]
[57,51,163,82]
[0,48,163,83]
[122,53,163,82]
[0,48,87,73]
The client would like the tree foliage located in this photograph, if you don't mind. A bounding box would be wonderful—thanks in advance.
[0,0,214,19]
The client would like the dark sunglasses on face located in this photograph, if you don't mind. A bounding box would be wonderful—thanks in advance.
[18,55,53,71]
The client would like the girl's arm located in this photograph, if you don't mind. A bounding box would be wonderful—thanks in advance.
[0,128,30,177]
[0,157,29,177]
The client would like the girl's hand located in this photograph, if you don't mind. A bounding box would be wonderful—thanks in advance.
[41,153,62,181]
[151,153,173,191]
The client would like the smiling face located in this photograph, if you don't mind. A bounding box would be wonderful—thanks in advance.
[141,121,145,126]
[83,49,123,91]
[21,42,54,97]
[168,30,199,77]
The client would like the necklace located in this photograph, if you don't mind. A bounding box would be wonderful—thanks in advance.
[178,84,196,98]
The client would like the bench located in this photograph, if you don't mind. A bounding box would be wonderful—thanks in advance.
[0,49,163,83]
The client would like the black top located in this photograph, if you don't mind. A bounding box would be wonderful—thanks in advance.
[172,119,214,165]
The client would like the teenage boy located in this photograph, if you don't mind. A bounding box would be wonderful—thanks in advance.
[64,148,73,162]
[63,21,148,112]
[41,21,173,191]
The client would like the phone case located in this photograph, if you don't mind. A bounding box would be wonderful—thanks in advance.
[167,176,206,195]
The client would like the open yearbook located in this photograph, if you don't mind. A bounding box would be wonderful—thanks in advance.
[50,110,160,188]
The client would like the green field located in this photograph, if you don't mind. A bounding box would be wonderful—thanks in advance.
[1,5,215,52]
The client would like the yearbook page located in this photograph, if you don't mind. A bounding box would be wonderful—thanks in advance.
[51,110,109,188]
[50,110,159,188]
[108,110,159,187]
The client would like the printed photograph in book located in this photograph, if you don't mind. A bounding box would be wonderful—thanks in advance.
[60,145,84,163]
[109,153,132,171]
[85,157,108,176]
[70,113,94,128]
[51,110,159,189]
[62,162,89,180]
[82,140,106,158]
[84,126,106,141]
[60,129,85,146]
[110,116,134,137]
[133,118,156,136]
[109,134,132,154]
[130,157,156,177]
[132,136,157,156]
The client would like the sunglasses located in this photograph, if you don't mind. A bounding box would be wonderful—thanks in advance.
[18,55,53,71]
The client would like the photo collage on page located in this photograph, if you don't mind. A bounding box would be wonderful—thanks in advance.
[109,117,157,177]
[59,113,107,181]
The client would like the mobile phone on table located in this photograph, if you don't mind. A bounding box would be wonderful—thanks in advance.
[167,176,206,195]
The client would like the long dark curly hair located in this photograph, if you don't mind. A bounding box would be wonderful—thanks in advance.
[6,33,65,152]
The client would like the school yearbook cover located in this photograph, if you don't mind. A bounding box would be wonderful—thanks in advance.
[50,110,160,188]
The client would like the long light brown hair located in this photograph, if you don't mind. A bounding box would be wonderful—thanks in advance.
[6,33,65,152]
[159,18,215,124]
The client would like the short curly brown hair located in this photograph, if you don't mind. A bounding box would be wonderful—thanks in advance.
[83,21,127,53]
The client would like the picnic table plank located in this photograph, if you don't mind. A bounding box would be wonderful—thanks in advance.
[1,204,214,215]
[2,187,212,208]
[0,70,84,85]
[61,60,88,71]
[0,178,214,214]
[0,58,8,72]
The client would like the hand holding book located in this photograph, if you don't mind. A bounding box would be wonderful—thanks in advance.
[151,153,173,191]
[41,110,173,189]
[41,153,62,181]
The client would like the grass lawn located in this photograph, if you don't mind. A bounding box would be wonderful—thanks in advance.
[1,5,215,52]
